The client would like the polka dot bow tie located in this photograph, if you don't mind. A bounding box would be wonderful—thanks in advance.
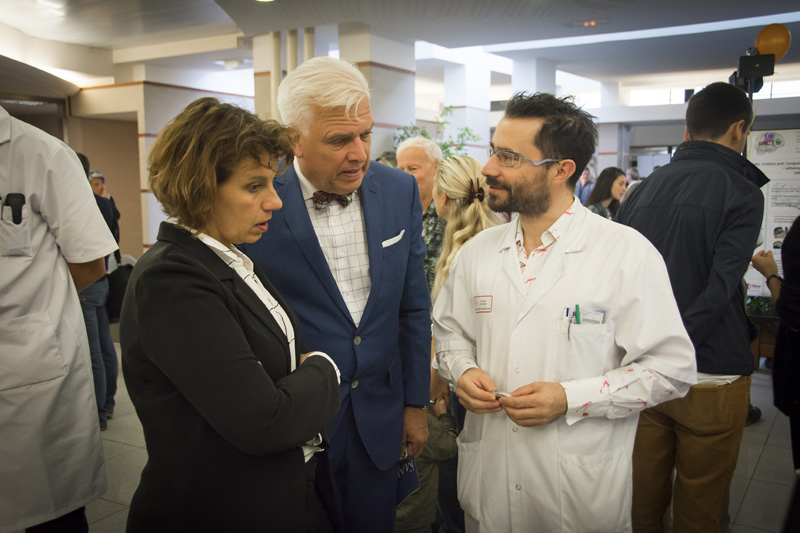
[312,190,353,210]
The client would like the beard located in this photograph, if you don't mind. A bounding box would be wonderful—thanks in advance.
[486,170,551,218]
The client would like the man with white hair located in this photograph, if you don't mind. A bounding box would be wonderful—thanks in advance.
[241,57,431,531]
[397,137,446,293]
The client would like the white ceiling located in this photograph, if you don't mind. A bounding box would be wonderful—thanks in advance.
[0,0,798,90]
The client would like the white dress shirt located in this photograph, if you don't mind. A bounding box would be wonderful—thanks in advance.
[295,158,371,327]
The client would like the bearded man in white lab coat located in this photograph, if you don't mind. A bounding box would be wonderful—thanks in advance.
[433,92,697,533]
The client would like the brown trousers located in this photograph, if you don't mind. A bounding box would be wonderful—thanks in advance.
[631,376,750,533]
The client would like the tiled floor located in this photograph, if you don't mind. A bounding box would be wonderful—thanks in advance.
[83,350,796,532]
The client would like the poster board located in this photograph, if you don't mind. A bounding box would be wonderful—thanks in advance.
[745,129,800,296]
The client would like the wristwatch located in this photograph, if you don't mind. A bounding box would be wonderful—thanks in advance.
[766,274,783,285]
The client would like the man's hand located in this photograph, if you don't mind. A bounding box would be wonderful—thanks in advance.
[402,406,429,459]
[455,368,503,414]
[430,372,450,402]
[499,382,567,427]
[430,392,450,417]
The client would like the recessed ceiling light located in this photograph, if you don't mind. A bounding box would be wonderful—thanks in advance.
[569,19,609,28]
[255,0,275,3]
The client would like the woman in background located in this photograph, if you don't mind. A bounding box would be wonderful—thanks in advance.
[120,98,341,532]
[412,155,500,533]
[431,156,500,300]
[585,166,626,220]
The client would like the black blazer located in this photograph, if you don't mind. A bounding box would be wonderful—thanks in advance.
[120,222,341,532]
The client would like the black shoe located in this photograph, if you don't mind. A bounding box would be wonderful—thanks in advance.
[746,403,762,426]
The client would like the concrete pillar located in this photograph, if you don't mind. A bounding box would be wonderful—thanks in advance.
[601,81,625,107]
[444,62,491,160]
[303,27,315,61]
[512,57,556,95]
[253,31,281,121]
[286,29,298,73]
[596,123,631,171]
[337,22,415,153]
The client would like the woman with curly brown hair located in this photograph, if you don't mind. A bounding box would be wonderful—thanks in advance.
[121,98,341,532]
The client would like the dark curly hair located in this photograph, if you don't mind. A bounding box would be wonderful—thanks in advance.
[504,92,597,187]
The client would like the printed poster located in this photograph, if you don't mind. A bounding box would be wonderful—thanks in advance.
[745,129,800,296]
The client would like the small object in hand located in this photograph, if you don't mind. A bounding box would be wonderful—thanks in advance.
[492,389,512,399]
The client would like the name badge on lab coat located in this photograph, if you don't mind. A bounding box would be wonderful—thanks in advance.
[473,296,493,313]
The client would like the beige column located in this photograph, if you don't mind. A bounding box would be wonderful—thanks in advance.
[597,123,632,171]
[303,27,315,61]
[286,29,298,73]
[337,22,415,153]
[253,31,282,121]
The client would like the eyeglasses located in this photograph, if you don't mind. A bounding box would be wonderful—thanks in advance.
[486,146,561,168]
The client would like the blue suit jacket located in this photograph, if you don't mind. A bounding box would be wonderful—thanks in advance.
[241,161,431,470]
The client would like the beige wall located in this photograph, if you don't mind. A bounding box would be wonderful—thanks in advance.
[66,117,142,259]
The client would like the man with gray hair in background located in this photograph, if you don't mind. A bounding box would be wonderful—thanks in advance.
[241,56,432,531]
[397,136,446,294]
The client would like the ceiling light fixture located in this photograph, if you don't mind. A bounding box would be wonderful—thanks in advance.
[570,19,609,28]
[213,58,253,70]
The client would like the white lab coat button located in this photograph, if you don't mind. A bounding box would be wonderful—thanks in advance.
[512,426,519,432]
[515,484,521,490]
[514,367,521,374]
[351,380,359,389]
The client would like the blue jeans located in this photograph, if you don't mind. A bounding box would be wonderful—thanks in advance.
[79,277,118,425]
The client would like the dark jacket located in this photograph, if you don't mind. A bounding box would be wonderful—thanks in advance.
[120,222,341,532]
[775,218,800,418]
[616,141,767,375]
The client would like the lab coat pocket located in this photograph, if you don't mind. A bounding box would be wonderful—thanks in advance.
[456,437,483,522]
[562,323,614,380]
[0,311,66,391]
[559,445,631,533]
[0,206,32,256]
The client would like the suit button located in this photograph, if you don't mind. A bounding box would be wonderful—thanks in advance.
[353,336,362,345]
[351,380,359,389]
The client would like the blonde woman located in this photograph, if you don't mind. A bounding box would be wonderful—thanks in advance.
[431,156,500,300]
[430,155,499,398]
[425,155,500,532]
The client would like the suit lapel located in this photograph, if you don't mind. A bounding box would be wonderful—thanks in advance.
[158,223,290,357]
[275,168,354,322]
[358,168,382,326]
[230,276,290,356]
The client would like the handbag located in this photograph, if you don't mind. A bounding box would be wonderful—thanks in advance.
[106,263,133,323]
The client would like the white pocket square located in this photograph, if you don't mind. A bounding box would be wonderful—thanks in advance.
[382,230,405,248]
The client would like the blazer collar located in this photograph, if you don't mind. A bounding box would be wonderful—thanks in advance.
[156,222,291,357]
[274,165,381,326]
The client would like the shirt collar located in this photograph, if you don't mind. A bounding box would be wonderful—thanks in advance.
[0,106,12,144]
[515,196,581,251]
[171,220,255,274]
[423,200,438,217]
[294,157,359,202]
[294,158,317,201]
